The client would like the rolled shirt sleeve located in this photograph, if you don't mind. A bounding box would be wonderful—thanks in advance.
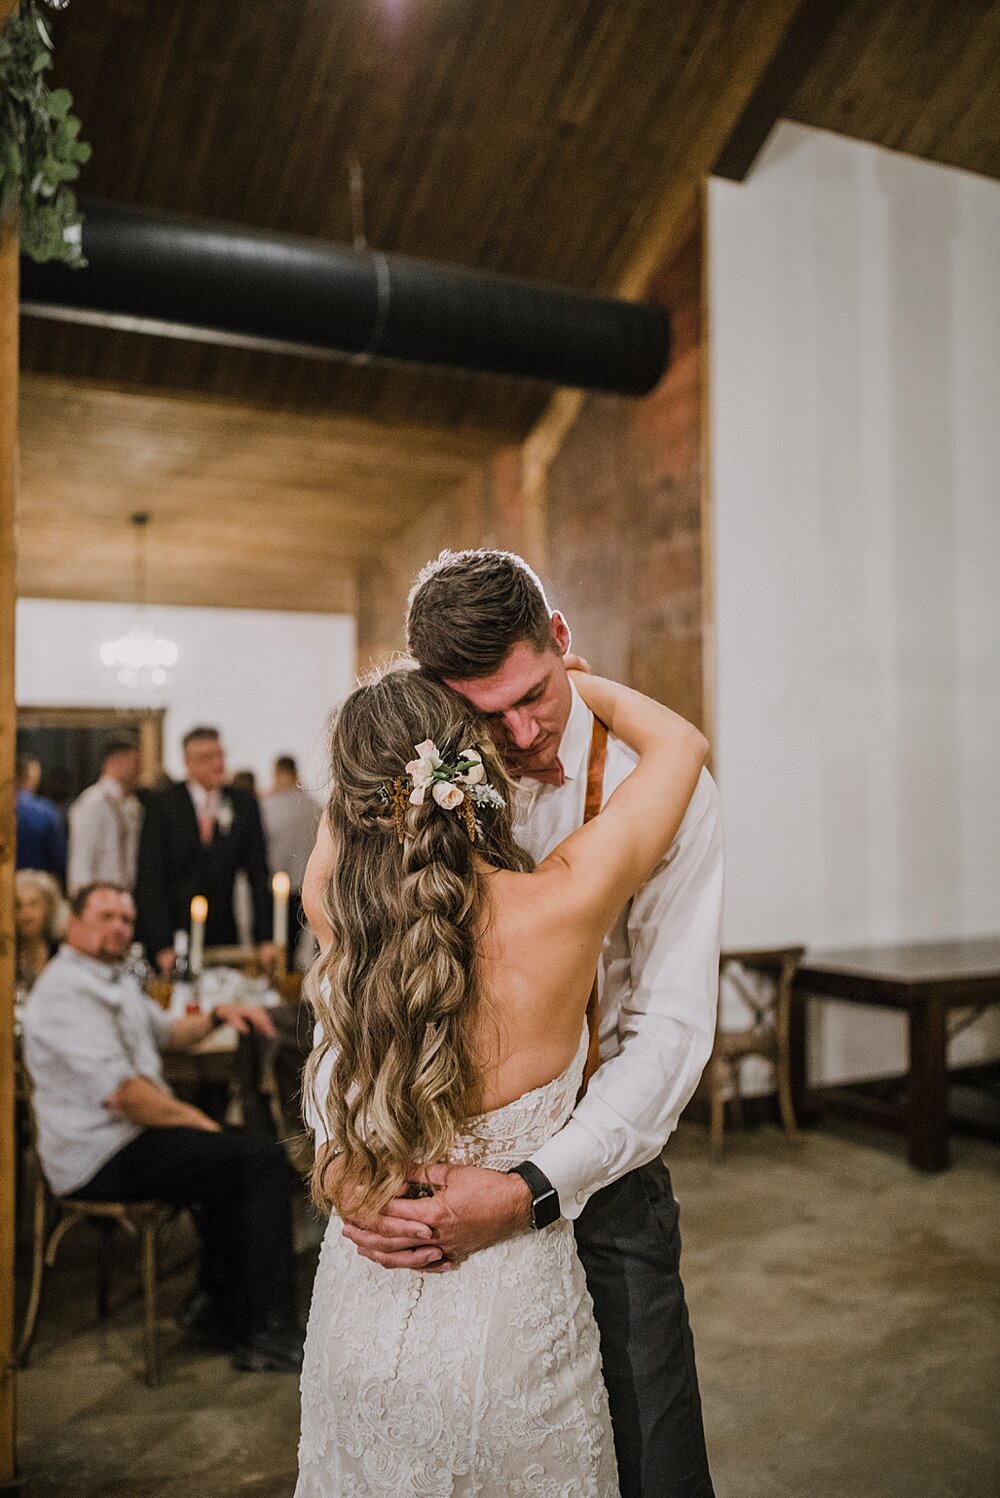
[530,768,724,1218]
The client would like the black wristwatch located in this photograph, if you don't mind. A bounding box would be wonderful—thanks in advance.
[507,1161,561,1230]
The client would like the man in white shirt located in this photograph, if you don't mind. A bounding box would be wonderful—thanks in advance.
[262,756,320,966]
[22,881,304,1372]
[341,549,722,1498]
[67,738,143,894]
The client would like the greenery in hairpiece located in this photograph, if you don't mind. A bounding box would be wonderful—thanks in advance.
[379,740,505,843]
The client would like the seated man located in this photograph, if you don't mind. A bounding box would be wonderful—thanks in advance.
[21,881,304,1373]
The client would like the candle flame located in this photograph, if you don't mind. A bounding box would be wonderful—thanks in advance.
[272,871,291,898]
[190,895,208,922]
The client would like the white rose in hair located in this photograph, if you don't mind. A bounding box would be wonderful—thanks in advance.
[406,756,436,788]
[432,781,465,811]
[413,740,442,764]
[408,785,426,806]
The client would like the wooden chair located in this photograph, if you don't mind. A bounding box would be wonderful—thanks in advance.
[17,1081,178,1386]
[708,947,805,1155]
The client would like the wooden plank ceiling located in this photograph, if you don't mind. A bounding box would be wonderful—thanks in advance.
[16,0,1000,611]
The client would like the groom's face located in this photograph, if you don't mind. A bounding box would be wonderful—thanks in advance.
[445,618,573,776]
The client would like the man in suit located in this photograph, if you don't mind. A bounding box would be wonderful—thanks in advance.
[135,726,276,973]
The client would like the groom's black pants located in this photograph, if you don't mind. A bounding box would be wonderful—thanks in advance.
[575,1158,714,1498]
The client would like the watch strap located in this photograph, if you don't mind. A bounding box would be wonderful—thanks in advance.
[507,1161,561,1229]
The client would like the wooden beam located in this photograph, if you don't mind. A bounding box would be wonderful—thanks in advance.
[712,0,852,181]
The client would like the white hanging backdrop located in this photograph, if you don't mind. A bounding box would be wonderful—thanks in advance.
[16,598,356,797]
[709,123,1000,1084]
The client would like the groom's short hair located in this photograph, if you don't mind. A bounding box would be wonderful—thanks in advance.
[406,549,555,679]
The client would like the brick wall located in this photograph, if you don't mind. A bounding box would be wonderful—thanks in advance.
[544,210,707,727]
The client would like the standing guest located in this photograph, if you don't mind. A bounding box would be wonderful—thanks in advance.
[262,756,320,965]
[134,727,276,974]
[230,770,260,948]
[67,738,143,895]
[15,755,67,884]
[21,883,304,1372]
[15,869,64,995]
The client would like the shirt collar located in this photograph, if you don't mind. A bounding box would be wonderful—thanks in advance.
[187,780,216,811]
[60,943,125,984]
[100,775,124,800]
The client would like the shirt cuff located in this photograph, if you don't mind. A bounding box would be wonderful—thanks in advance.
[529,1113,679,1220]
[528,1120,614,1222]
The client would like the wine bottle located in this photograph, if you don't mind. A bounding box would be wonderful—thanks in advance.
[169,929,194,1017]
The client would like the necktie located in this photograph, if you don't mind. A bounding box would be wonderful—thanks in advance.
[198,795,216,846]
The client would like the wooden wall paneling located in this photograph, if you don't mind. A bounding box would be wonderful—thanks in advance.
[17,376,497,611]
[788,0,1000,181]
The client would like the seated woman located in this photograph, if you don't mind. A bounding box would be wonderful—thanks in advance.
[297,665,708,1497]
[15,868,64,996]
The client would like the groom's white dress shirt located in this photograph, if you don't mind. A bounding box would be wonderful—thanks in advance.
[518,684,723,1219]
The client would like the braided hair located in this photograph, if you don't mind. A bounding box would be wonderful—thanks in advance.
[305,665,532,1219]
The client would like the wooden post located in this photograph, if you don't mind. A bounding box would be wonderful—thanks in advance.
[1,0,24,1478]
[0,208,20,1488]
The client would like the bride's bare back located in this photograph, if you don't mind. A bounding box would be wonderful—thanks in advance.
[304,671,708,1120]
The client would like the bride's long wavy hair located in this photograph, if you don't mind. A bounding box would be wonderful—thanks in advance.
[305,665,533,1220]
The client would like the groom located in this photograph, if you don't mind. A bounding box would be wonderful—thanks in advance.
[342,548,722,1498]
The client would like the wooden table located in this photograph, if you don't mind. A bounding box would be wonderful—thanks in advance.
[791,937,1000,1172]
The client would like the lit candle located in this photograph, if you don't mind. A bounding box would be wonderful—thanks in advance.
[272,871,290,952]
[190,895,208,977]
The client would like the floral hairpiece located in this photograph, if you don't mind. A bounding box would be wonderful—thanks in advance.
[380,739,504,843]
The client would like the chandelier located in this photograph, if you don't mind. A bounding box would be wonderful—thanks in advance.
[99,512,179,701]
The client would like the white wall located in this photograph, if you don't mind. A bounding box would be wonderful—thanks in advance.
[16,599,356,796]
[709,123,1000,1080]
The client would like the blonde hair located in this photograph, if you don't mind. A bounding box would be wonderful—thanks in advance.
[305,666,532,1220]
[15,869,65,945]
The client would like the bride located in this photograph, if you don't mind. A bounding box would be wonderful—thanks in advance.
[296,664,707,1497]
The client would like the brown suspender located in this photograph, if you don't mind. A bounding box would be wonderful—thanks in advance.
[579,716,608,1094]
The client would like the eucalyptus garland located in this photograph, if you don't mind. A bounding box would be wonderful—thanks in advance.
[0,0,89,263]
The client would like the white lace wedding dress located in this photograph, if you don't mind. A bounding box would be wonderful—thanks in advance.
[295,1025,620,1497]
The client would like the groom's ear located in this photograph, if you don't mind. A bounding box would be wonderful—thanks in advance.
[549,612,572,656]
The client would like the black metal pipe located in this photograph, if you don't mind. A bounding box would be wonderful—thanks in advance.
[19,198,671,396]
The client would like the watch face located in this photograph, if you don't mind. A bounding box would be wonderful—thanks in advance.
[531,1187,560,1230]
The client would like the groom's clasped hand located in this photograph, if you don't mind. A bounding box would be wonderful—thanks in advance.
[340,1161,532,1271]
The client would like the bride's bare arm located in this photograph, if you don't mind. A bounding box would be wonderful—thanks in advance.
[301,817,334,950]
[538,673,708,932]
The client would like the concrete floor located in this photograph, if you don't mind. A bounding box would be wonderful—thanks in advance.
[15,1120,1000,1497]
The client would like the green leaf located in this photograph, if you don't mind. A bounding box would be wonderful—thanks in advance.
[48,87,72,119]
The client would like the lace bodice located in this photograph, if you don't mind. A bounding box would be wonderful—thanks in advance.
[448,1022,589,1171]
[296,1020,619,1497]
